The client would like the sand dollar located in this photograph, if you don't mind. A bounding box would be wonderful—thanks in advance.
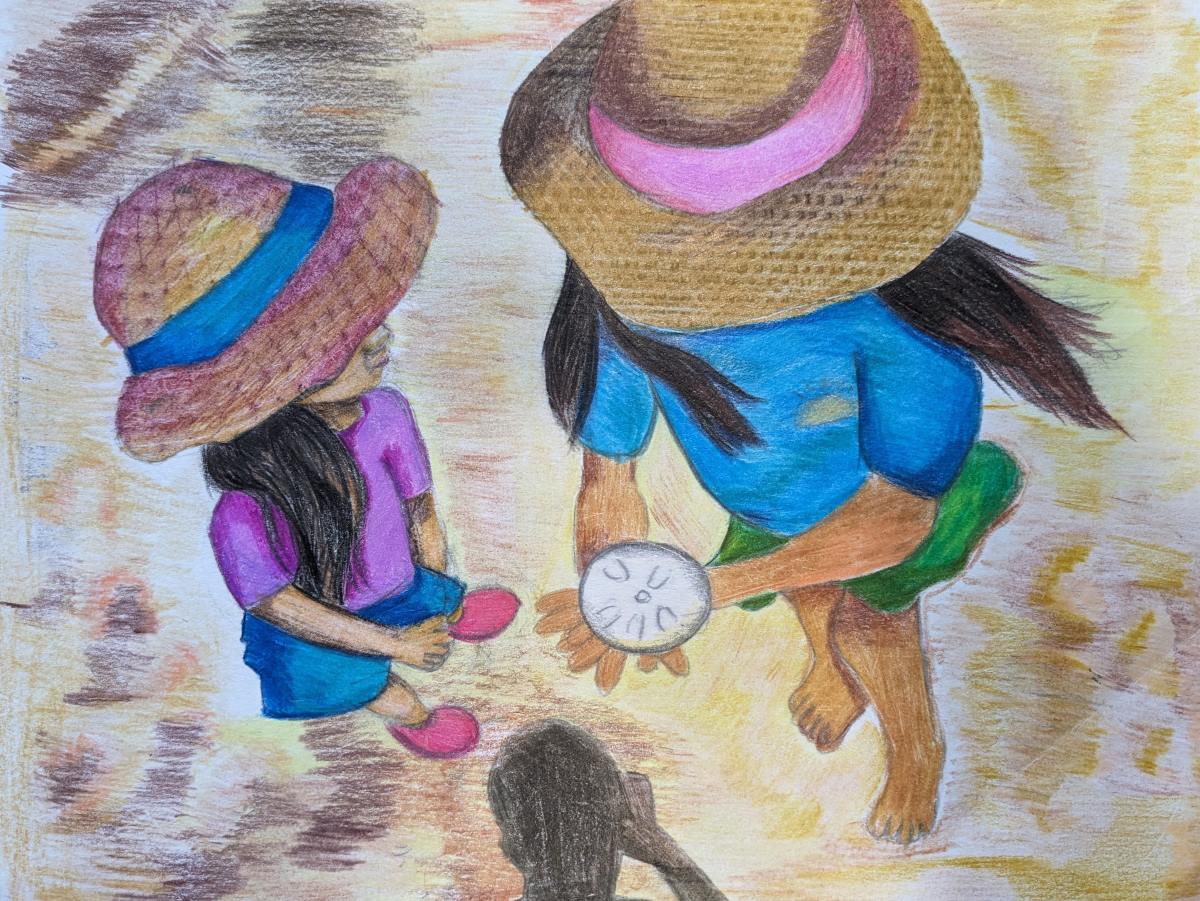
[579,542,712,654]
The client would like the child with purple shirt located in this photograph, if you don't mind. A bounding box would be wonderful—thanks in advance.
[93,158,519,758]
[207,332,518,757]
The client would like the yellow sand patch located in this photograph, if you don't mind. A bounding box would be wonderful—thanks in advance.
[1121,539,1194,596]
[797,394,856,427]
[1118,611,1156,655]
[1135,726,1173,776]
[213,718,321,775]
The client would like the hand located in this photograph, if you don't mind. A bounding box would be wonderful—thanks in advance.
[534,589,690,694]
[390,615,451,671]
[619,771,683,869]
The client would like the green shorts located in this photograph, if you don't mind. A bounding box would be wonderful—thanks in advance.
[708,442,1023,614]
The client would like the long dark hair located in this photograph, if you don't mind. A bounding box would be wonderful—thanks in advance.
[544,235,1122,450]
[202,404,364,606]
[876,234,1122,432]
[545,258,759,453]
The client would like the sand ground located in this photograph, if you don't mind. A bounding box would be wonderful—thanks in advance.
[2,1,1198,898]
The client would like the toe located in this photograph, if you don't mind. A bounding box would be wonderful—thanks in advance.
[867,814,885,838]
[917,815,933,840]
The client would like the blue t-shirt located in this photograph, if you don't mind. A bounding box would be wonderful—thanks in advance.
[579,293,982,537]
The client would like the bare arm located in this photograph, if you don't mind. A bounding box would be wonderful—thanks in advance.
[708,475,936,608]
[251,585,450,670]
[620,773,727,901]
[575,450,649,572]
[656,854,727,901]
[574,451,932,610]
[406,490,448,573]
[534,450,682,689]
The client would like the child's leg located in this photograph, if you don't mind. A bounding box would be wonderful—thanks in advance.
[366,674,429,726]
[368,671,480,759]
[784,585,867,752]
[832,595,943,845]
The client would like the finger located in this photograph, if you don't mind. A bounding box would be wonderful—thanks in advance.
[595,649,627,694]
[535,589,578,614]
[418,616,449,633]
[535,606,582,635]
[567,636,608,672]
[558,622,597,653]
[637,655,658,673]
[660,648,689,676]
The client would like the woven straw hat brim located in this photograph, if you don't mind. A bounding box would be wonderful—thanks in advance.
[500,0,982,329]
[113,159,438,462]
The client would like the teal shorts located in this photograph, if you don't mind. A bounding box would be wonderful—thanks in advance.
[708,442,1022,614]
[241,566,464,719]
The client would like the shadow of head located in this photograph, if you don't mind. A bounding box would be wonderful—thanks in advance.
[487,719,624,901]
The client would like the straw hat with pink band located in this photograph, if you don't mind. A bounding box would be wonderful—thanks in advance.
[501,0,982,329]
[94,157,438,461]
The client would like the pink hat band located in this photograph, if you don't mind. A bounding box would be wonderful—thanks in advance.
[589,6,873,215]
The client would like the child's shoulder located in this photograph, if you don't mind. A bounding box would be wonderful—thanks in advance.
[212,489,256,517]
[211,488,273,520]
[364,385,411,413]
[363,386,418,427]
[209,490,270,540]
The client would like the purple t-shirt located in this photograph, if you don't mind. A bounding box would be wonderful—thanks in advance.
[209,388,433,612]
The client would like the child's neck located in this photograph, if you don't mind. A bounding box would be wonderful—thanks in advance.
[306,398,364,432]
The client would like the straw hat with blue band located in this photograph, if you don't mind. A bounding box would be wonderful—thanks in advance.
[94,157,438,462]
[123,184,334,375]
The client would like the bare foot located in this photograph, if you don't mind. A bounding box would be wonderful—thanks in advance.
[788,657,867,753]
[866,738,944,844]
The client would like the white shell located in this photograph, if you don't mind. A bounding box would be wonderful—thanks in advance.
[579,542,712,654]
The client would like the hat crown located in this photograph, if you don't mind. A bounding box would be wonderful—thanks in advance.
[591,0,854,146]
[94,161,291,348]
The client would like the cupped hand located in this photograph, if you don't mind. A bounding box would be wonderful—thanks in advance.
[534,589,689,694]
[392,615,452,671]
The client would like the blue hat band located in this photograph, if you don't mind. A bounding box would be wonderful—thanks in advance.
[124,183,335,375]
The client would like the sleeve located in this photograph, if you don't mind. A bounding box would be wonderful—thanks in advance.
[209,492,297,609]
[375,388,434,499]
[855,298,983,496]
[578,334,657,460]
